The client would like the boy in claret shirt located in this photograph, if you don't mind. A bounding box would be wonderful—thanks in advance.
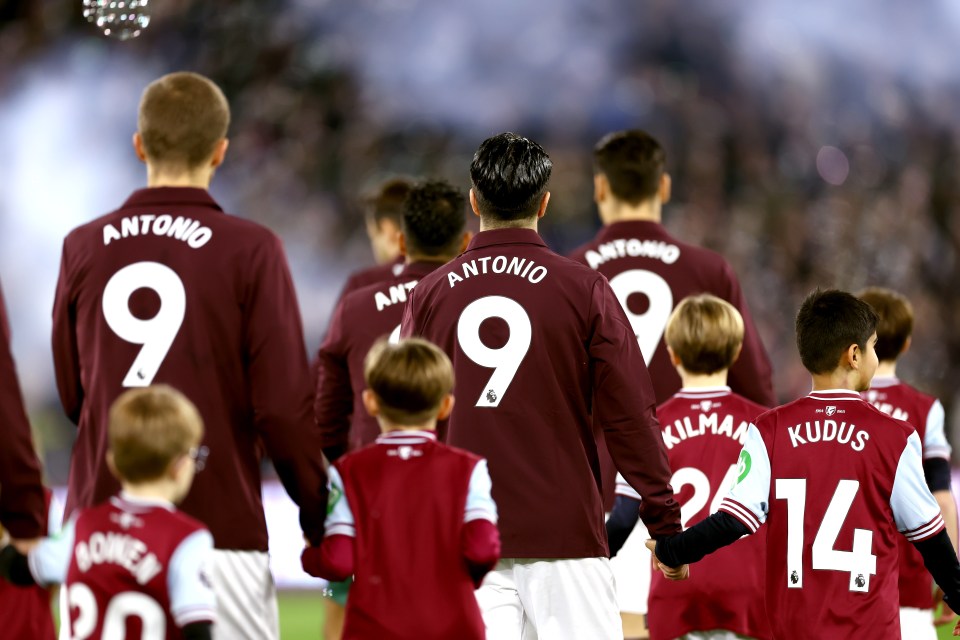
[302,338,500,639]
[648,289,960,639]
[859,286,959,638]
[0,385,216,640]
[607,294,771,640]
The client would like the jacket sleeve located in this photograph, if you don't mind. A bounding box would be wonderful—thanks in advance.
[314,300,354,462]
[51,240,84,425]
[588,278,681,537]
[721,263,776,407]
[243,234,328,544]
[0,282,46,538]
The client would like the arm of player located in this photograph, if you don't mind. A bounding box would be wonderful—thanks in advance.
[587,278,681,538]
[50,244,84,425]
[314,300,355,463]
[721,265,776,408]
[168,529,217,630]
[920,400,958,548]
[243,233,328,545]
[12,516,77,587]
[0,283,46,540]
[461,460,500,587]
[398,285,420,340]
[606,492,640,558]
[301,466,356,581]
[652,424,771,567]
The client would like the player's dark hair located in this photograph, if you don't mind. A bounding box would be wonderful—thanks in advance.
[470,132,552,223]
[138,72,230,170]
[857,287,914,362]
[796,289,878,375]
[593,130,665,205]
[109,385,204,483]
[364,338,454,426]
[364,177,414,227]
[402,179,466,258]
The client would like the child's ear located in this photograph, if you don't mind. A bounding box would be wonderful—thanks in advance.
[106,451,120,480]
[362,390,381,417]
[901,336,912,356]
[731,343,744,365]
[845,343,861,369]
[666,345,682,367]
[437,394,455,420]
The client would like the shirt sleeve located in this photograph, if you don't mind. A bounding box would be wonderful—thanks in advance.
[167,530,217,628]
[314,299,354,461]
[50,240,84,426]
[718,424,771,534]
[324,466,356,538]
[27,516,76,585]
[614,472,641,501]
[922,400,951,461]
[588,278,681,537]
[242,233,328,544]
[0,281,46,539]
[892,431,945,542]
[464,459,498,524]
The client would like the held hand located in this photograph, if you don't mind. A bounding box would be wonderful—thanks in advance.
[954,616,960,637]
[10,538,40,554]
[644,539,690,581]
[934,588,957,627]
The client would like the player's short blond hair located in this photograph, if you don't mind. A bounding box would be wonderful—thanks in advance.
[665,294,744,375]
[109,385,204,483]
[364,338,454,426]
[857,287,913,362]
[138,72,230,171]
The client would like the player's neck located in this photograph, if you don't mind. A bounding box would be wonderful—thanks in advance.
[479,218,538,233]
[120,480,178,505]
[382,425,436,433]
[406,253,455,265]
[600,199,661,225]
[874,361,897,378]
[146,165,214,189]
[679,370,729,389]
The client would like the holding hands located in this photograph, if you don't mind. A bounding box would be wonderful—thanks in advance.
[645,539,689,581]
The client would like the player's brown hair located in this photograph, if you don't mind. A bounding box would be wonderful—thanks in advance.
[138,72,230,170]
[364,338,454,426]
[109,385,204,483]
[365,177,415,227]
[593,130,665,205]
[857,287,913,362]
[665,294,744,375]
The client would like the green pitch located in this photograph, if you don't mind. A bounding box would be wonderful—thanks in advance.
[279,590,325,639]
[275,591,960,639]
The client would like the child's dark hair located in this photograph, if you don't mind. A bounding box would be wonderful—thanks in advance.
[796,289,878,374]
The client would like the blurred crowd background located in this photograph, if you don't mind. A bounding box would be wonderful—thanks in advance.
[3,0,960,483]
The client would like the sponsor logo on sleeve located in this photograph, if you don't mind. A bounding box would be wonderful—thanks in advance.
[736,450,752,484]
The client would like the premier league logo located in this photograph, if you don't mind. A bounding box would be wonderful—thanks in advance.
[486,389,498,403]
[791,571,799,585]
[826,406,837,416]
[855,574,865,588]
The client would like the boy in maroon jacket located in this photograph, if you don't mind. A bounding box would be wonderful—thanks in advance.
[302,338,500,639]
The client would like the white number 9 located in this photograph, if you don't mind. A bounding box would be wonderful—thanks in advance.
[608,269,673,365]
[457,296,532,408]
[102,261,186,387]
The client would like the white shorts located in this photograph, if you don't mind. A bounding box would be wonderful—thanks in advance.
[209,550,279,640]
[476,557,621,640]
[609,520,651,614]
[899,607,936,640]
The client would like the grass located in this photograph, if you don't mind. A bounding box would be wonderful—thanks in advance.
[275,591,960,639]
[279,591,325,639]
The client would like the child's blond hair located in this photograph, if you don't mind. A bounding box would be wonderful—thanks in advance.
[665,294,744,375]
[109,385,204,483]
[364,338,454,425]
